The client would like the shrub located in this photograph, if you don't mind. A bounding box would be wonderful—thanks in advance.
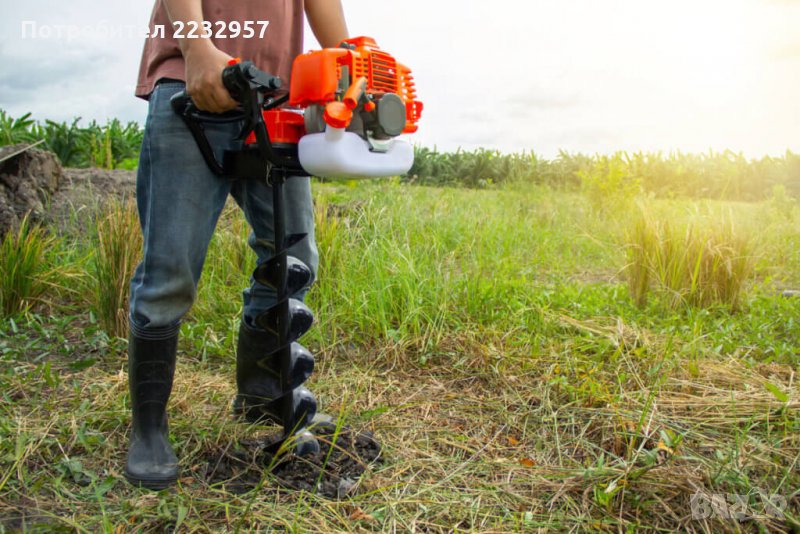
[579,153,642,213]
[0,110,38,146]
[768,184,797,222]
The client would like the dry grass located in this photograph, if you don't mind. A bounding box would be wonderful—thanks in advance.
[0,320,797,532]
[1,183,797,532]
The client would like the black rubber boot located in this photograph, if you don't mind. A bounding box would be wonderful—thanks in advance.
[124,330,179,490]
[233,319,317,426]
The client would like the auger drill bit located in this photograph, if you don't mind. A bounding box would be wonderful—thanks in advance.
[250,168,320,456]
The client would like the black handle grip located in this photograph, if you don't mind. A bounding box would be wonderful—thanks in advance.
[222,61,282,102]
[169,89,247,176]
[170,62,283,115]
[171,61,296,177]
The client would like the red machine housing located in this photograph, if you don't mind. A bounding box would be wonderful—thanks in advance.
[245,36,422,147]
[246,109,306,145]
[288,36,423,134]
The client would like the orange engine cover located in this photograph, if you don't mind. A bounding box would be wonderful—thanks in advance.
[245,110,306,145]
[289,36,423,134]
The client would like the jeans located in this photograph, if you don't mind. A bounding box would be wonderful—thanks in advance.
[128,82,318,339]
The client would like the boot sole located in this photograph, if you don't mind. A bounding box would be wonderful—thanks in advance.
[124,470,178,491]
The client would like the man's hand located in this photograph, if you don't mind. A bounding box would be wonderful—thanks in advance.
[184,40,238,113]
[163,0,238,113]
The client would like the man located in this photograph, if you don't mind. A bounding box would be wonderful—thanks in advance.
[127,0,348,490]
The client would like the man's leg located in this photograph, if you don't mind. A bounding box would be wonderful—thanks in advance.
[125,81,236,489]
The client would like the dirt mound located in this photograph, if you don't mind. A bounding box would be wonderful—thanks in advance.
[0,143,137,234]
[49,167,136,232]
[0,144,62,234]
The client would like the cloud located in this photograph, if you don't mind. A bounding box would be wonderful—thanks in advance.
[0,3,149,123]
[0,45,125,123]
[1,0,798,157]
[0,49,111,93]
[502,90,583,118]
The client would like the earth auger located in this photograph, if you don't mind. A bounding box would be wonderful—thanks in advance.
[171,37,422,456]
[171,60,324,455]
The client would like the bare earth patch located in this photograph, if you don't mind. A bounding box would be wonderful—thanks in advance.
[48,167,136,232]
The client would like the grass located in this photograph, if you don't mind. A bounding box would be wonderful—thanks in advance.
[0,215,56,318]
[0,179,798,532]
[625,206,755,310]
[90,198,142,339]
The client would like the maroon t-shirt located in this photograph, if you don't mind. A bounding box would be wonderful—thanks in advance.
[135,0,304,99]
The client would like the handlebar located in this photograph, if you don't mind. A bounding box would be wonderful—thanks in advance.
[170,61,296,176]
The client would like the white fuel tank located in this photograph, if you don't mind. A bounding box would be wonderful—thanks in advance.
[298,126,414,180]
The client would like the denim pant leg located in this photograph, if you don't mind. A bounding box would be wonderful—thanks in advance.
[129,82,237,338]
[231,175,319,329]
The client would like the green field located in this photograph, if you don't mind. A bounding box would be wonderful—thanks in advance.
[1,173,799,532]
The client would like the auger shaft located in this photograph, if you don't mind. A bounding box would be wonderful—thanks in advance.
[270,170,295,438]
[252,166,319,454]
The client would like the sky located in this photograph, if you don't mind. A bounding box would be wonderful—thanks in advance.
[1,0,799,158]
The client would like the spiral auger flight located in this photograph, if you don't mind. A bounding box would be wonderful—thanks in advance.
[241,168,321,456]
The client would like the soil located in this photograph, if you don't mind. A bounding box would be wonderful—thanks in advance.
[198,424,382,498]
[0,142,137,235]
[0,144,63,234]
[53,167,136,205]
[48,167,136,232]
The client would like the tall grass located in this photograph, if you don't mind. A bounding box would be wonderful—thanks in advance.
[0,215,56,317]
[90,199,142,338]
[304,183,612,354]
[625,208,755,309]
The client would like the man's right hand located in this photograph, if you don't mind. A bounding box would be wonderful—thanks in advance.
[183,40,239,113]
